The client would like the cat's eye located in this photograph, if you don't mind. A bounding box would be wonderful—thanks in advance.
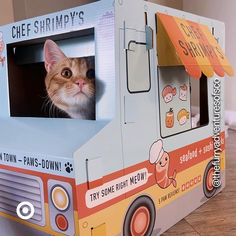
[86,69,95,79]
[61,68,72,79]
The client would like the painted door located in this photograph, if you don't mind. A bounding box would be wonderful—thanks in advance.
[119,27,158,170]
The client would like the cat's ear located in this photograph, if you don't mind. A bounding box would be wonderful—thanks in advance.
[44,40,66,73]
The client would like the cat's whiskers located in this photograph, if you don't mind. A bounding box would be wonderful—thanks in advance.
[42,94,60,118]
[42,95,51,113]
[86,86,95,98]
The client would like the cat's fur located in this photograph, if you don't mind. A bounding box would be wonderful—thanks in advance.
[44,39,95,119]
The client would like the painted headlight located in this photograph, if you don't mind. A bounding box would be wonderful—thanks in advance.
[51,186,69,211]
[56,214,68,231]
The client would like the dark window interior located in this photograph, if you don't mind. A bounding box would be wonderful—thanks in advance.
[7,57,49,117]
[200,74,209,126]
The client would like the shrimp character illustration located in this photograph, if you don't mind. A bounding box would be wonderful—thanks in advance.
[0,32,6,67]
[177,109,190,125]
[162,85,176,103]
[149,140,177,189]
[179,84,188,101]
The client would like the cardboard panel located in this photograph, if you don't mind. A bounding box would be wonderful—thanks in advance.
[157,13,202,79]
[91,223,106,236]
[127,42,150,92]
[157,13,234,78]
[159,66,192,137]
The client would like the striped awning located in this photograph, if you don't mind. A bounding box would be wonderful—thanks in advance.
[157,13,234,79]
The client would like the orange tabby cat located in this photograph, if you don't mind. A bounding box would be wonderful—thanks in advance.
[44,39,95,119]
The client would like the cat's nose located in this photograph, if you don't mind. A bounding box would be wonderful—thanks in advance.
[75,79,86,89]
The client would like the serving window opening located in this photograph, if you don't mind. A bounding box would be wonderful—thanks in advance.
[7,28,98,120]
[158,67,209,138]
[156,12,234,137]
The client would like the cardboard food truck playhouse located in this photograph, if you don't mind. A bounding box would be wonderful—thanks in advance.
[0,0,234,235]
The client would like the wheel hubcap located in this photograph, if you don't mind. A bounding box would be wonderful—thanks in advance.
[130,206,150,236]
[206,167,214,191]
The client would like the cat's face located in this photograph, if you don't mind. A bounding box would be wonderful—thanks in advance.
[44,40,95,112]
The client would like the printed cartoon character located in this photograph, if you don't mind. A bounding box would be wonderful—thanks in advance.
[0,32,5,67]
[177,109,189,125]
[166,108,174,128]
[179,84,188,101]
[162,85,176,103]
[149,140,177,189]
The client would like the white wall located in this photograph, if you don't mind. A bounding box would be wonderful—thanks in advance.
[148,0,182,10]
[13,0,183,21]
[183,0,236,112]
[13,0,96,21]
[0,0,14,25]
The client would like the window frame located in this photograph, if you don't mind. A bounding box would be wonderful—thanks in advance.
[126,40,151,94]
[157,68,210,139]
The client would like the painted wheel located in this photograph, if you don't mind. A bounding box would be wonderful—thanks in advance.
[123,196,156,236]
[203,160,217,198]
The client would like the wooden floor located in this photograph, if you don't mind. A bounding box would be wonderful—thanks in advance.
[162,130,236,236]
